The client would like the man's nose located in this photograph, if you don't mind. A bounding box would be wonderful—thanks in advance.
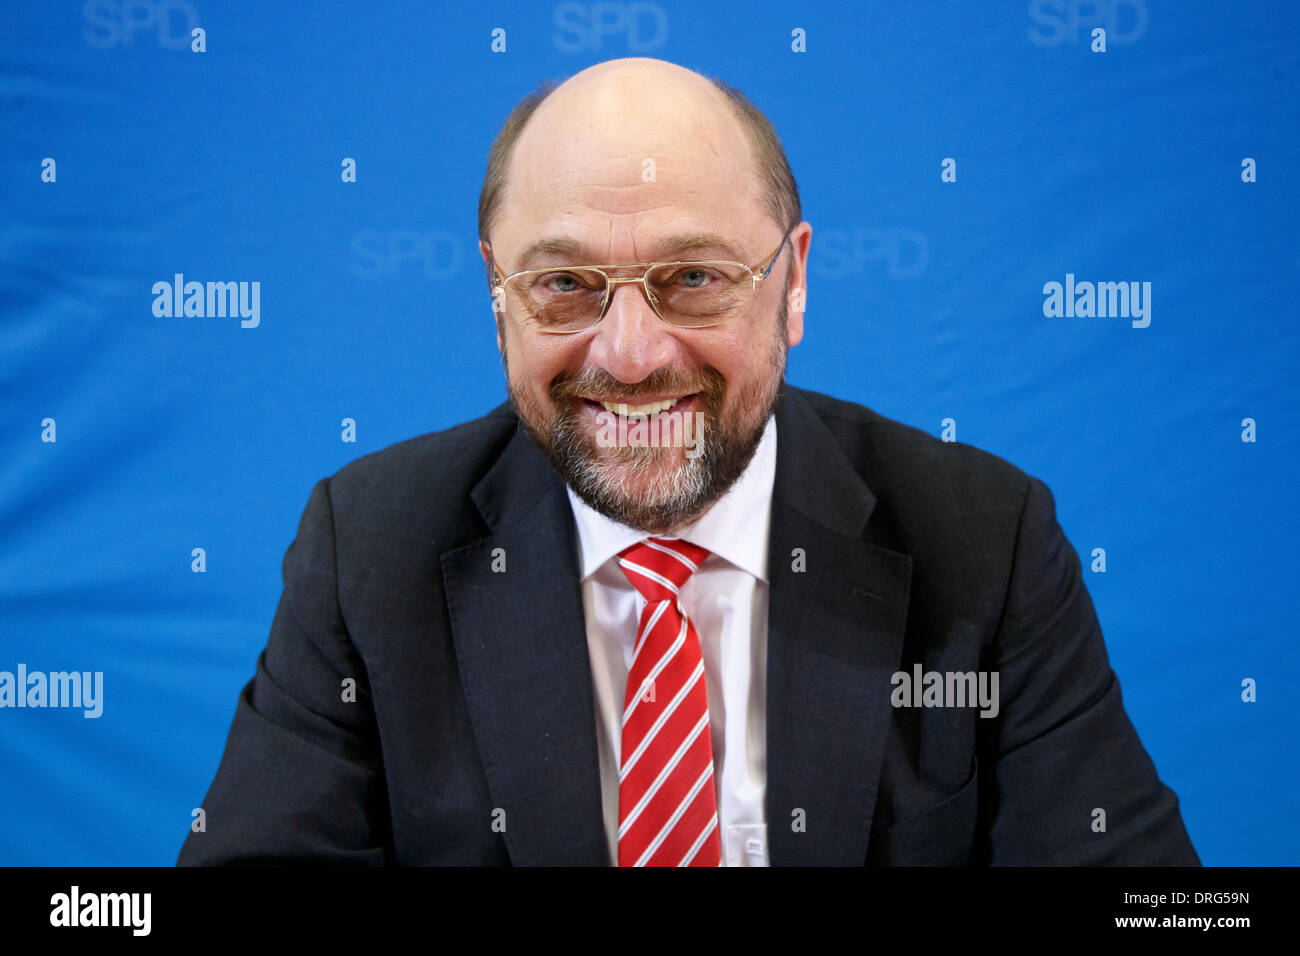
[584,279,680,384]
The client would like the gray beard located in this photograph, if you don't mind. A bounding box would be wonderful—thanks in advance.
[506,297,789,536]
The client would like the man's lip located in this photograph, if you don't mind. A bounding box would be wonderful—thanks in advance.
[573,393,701,427]
[578,393,699,407]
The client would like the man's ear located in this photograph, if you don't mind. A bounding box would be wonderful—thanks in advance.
[479,239,504,354]
[784,221,812,348]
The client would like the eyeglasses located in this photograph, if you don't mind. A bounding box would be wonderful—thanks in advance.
[486,229,791,334]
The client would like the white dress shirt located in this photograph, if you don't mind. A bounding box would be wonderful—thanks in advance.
[565,414,777,866]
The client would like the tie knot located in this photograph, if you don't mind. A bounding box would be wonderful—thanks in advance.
[617,537,710,601]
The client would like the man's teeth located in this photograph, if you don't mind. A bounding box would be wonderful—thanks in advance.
[599,397,681,416]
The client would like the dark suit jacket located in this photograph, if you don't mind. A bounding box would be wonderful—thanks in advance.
[178,385,1198,865]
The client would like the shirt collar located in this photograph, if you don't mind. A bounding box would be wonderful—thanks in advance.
[566,414,777,582]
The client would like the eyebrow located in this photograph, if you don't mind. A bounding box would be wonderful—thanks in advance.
[511,233,748,271]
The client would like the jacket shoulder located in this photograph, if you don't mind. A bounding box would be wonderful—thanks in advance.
[321,403,518,546]
[790,386,1035,520]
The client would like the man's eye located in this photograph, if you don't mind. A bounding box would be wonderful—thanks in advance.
[536,271,604,294]
[543,272,582,292]
[670,267,720,289]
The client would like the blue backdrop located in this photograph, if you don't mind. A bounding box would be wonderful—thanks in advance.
[2,0,1296,866]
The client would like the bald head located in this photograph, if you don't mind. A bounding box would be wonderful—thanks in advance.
[522,57,744,154]
[477,58,800,259]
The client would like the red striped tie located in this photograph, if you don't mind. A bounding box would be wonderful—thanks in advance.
[615,536,721,867]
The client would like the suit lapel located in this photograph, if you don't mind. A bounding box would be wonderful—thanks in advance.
[764,388,913,865]
[440,423,608,865]
[441,387,912,867]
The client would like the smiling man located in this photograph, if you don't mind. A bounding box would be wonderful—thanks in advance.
[480,59,804,544]
[179,57,1198,867]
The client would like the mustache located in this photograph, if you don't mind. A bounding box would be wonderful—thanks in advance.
[550,366,725,405]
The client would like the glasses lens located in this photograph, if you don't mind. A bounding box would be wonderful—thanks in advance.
[647,262,752,327]
[510,268,608,332]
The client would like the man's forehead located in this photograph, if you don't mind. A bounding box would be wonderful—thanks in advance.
[496,138,762,258]
[508,129,753,201]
